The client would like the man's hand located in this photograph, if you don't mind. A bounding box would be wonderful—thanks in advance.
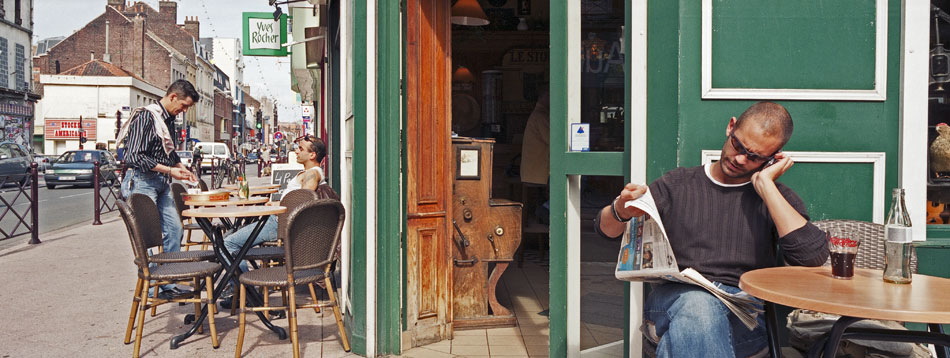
[615,183,648,220]
[170,167,197,182]
[598,183,648,238]
[751,152,793,195]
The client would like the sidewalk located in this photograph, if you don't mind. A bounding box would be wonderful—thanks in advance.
[0,171,357,357]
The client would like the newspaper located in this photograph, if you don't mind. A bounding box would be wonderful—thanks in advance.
[614,190,763,330]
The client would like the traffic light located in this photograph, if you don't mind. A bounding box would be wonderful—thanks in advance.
[79,135,87,144]
[255,110,262,129]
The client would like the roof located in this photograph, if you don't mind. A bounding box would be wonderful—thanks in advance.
[60,60,148,83]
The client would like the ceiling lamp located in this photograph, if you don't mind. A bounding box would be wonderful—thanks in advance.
[451,0,489,26]
[453,66,475,83]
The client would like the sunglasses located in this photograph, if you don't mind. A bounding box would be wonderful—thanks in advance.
[293,134,315,143]
[729,132,775,163]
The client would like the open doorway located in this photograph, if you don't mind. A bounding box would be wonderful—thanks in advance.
[404,0,628,356]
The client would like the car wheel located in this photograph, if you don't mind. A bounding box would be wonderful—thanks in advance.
[47,184,56,189]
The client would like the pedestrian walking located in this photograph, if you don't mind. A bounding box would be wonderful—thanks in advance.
[115,79,199,299]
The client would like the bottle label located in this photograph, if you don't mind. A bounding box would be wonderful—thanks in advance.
[886,226,912,243]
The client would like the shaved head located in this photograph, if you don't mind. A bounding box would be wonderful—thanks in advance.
[735,102,793,145]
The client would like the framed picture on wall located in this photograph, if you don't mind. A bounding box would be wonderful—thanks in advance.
[518,0,531,15]
[456,146,481,180]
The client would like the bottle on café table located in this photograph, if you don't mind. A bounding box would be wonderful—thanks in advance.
[883,188,913,284]
[240,174,250,200]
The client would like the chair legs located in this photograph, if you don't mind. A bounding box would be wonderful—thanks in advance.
[288,283,301,358]
[124,278,144,344]
[133,279,150,358]
[235,284,247,358]
[205,276,219,349]
[308,283,322,313]
[324,276,351,352]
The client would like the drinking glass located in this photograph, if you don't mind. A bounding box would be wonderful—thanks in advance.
[828,229,860,279]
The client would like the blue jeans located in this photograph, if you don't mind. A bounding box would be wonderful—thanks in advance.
[121,169,183,292]
[222,215,278,273]
[644,282,767,358]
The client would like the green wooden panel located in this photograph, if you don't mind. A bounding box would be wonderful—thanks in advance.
[349,0,368,354]
[778,162,875,222]
[710,0,877,90]
[646,0,681,181]
[377,0,401,353]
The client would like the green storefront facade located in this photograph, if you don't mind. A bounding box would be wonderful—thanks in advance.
[313,0,942,356]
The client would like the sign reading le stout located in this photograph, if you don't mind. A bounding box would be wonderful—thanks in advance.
[242,12,288,56]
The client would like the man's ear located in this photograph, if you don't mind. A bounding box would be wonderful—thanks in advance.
[726,117,737,137]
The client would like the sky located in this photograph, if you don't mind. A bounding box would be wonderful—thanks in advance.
[34,0,301,123]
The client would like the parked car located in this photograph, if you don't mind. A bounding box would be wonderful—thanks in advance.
[33,155,53,172]
[176,150,193,168]
[246,151,259,163]
[0,142,33,185]
[195,142,231,173]
[45,150,118,189]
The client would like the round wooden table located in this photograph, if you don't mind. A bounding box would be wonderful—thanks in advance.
[740,266,950,358]
[226,187,279,197]
[185,197,269,207]
[221,183,280,190]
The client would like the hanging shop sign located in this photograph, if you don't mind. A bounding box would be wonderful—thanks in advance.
[243,12,289,56]
[46,119,97,140]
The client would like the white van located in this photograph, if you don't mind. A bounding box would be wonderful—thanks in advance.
[195,142,231,172]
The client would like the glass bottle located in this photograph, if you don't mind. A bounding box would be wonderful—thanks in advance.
[883,188,913,284]
[240,174,250,200]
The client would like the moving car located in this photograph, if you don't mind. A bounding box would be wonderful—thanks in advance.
[45,150,118,189]
[0,142,33,185]
[246,151,259,163]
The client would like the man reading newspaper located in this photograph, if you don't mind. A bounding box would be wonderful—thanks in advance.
[596,102,828,358]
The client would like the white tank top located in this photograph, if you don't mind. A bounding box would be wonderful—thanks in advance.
[282,167,325,195]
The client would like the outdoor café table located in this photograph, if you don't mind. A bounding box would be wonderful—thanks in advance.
[739,266,950,358]
[221,183,280,190]
[227,187,279,197]
[170,205,288,349]
[184,197,270,230]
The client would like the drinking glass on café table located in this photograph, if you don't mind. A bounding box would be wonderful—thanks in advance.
[829,229,861,279]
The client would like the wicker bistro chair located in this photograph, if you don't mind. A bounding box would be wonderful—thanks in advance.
[118,195,221,358]
[235,200,351,357]
[236,189,322,314]
[814,219,918,272]
[198,178,209,191]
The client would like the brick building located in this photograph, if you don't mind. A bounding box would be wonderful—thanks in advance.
[34,0,216,144]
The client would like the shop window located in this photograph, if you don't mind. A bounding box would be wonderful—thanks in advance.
[929,3,950,226]
[14,0,20,26]
[580,0,625,152]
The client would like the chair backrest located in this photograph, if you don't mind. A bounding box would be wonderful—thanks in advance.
[277,189,320,240]
[117,199,148,268]
[126,193,166,256]
[170,182,187,218]
[283,199,345,277]
[198,179,209,191]
[814,219,918,272]
[316,183,340,200]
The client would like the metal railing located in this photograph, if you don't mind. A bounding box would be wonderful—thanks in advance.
[0,163,39,244]
[93,161,122,225]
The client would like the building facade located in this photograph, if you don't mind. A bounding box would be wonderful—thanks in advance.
[0,0,38,152]
[36,60,162,154]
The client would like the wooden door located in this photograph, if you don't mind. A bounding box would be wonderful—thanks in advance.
[404,0,453,348]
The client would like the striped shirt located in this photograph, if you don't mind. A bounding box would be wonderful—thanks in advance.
[123,103,181,172]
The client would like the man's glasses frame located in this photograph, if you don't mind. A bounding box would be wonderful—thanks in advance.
[729,131,776,163]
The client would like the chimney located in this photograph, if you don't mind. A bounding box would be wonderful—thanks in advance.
[183,16,200,39]
[159,1,177,24]
[90,51,95,61]
[103,20,111,63]
[107,0,124,11]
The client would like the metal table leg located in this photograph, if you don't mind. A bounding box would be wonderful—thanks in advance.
[765,301,782,358]
[171,216,286,349]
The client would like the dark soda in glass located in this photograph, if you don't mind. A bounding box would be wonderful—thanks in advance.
[831,251,856,279]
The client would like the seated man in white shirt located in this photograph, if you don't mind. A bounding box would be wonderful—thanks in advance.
[220,135,326,283]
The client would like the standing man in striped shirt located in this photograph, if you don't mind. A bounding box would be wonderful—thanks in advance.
[117,79,199,299]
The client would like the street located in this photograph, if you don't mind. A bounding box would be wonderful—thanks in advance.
[0,163,261,251]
